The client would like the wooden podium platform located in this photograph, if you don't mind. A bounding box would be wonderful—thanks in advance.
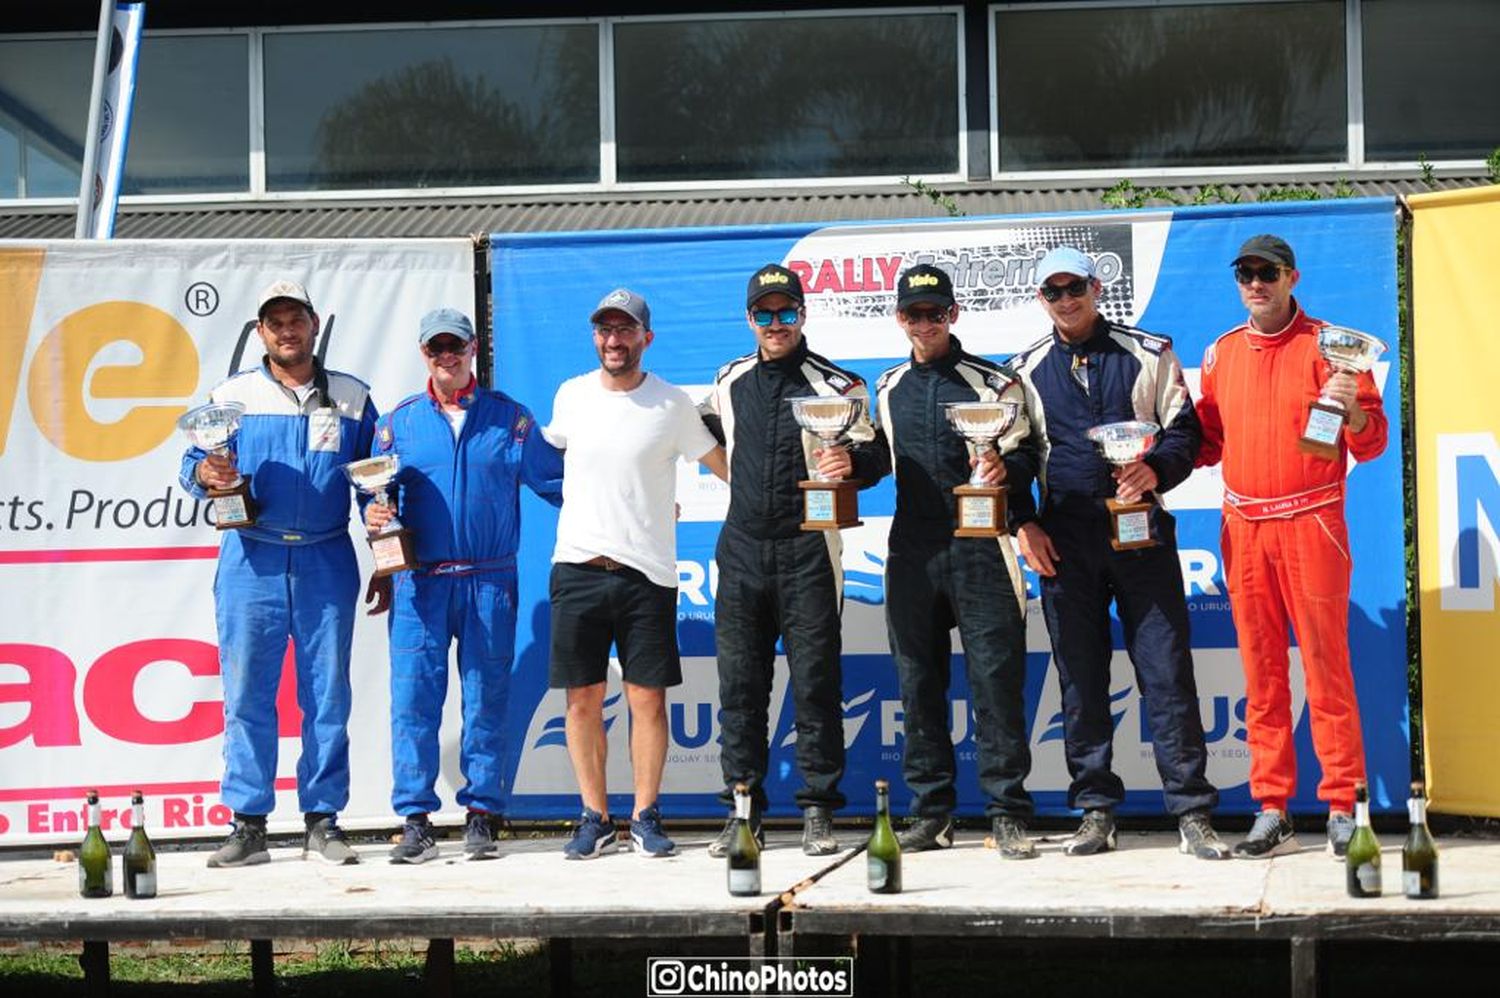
[3,829,1497,997]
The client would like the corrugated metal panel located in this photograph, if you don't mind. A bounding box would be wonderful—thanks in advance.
[0,176,1488,240]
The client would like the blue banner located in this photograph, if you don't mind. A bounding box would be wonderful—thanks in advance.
[491,198,1406,819]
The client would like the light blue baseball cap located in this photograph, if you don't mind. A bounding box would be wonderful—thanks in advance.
[419,307,475,345]
[1037,247,1097,284]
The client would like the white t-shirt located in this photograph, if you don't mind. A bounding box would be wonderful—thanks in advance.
[543,371,717,587]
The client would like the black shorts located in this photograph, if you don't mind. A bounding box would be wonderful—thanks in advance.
[548,560,683,689]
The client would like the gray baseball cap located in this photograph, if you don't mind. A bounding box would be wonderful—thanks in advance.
[590,288,651,328]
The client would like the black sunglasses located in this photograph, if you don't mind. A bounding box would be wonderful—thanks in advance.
[424,338,470,356]
[1234,263,1285,285]
[903,307,950,325]
[1039,278,1090,302]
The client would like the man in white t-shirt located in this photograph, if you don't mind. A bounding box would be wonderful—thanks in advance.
[543,288,727,858]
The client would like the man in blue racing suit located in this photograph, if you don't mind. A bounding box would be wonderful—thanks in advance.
[181,279,378,869]
[364,307,563,863]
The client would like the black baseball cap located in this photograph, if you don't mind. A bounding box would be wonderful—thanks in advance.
[746,264,805,309]
[1233,234,1296,269]
[896,264,954,310]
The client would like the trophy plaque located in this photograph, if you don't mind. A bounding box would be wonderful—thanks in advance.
[177,402,257,529]
[1086,421,1160,551]
[944,400,1021,538]
[1300,326,1386,460]
[788,396,865,531]
[343,455,416,576]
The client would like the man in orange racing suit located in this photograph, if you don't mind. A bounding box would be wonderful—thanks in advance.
[1196,234,1386,860]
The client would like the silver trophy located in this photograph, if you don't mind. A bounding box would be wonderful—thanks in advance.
[177,401,256,529]
[343,454,416,576]
[1086,421,1160,550]
[1301,326,1386,457]
[788,396,865,529]
[944,400,1021,537]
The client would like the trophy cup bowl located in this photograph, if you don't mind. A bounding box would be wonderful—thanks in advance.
[787,395,865,530]
[1086,421,1159,466]
[178,401,256,529]
[1316,326,1387,408]
[343,455,416,576]
[945,400,1021,487]
[788,396,865,482]
[1086,421,1160,551]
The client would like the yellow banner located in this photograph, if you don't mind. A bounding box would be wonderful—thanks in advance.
[1410,185,1500,815]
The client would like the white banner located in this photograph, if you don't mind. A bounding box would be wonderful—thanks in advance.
[0,239,476,845]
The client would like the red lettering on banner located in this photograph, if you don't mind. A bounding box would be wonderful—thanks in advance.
[809,259,842,295]
[876,255,902,289]
[0,643,81,748]
[82,639,223,744]
[787,260,813,291]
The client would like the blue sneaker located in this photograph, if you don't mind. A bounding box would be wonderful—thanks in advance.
[562,808,617,860]
[630,803,676,857]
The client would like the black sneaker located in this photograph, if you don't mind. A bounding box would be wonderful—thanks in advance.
[390,814,439,865]
[897,815,954,852]
[801,805,839,856]
[464,810,499,861]
[708,814,764,858]
[991,815,1037,860]
[303,814,360,865]
[207,816,269,868]
[1062,809,1116,856]
[1178,809,1231,860]
[1232,810,1300,859]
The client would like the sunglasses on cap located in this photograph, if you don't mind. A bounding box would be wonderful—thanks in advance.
[1039,277,1091,302]
[1233,262,1286,285]
[423,337,470,356]
[751,307,801,327]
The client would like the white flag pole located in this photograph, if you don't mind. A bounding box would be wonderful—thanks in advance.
[74,0,117,239]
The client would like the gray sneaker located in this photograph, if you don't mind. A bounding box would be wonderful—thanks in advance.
[1178,809,1231,860]
[1326,811,1355,859]
[1232,810,1300,859]
[708,813,763,858]
[207,817,269,868]
[390,814,439,865]
[1062,809,1116,856]
[991,815,1037,860]
[897,815,954,852]
[801,805,839,856]
[464,810,499,861]
[303,814,360,865]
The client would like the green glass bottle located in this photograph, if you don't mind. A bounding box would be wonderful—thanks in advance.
[726,783,761,897]
[1402,782,1439,899]
[866,779,901,894]
[1345,780,1381,898]
[123,790,157,900]
[78,789,113,899]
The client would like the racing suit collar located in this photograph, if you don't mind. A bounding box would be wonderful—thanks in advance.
[259,355,332,408]
[1245,300,1305,345]
[427,374,478,409]
[1050,316,1108,355]
[911,333,964,371]
[758,335,809,372]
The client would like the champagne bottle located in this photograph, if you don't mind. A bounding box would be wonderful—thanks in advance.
[1345,780,1381,898]
[123,790,158,900]
[1402,782,1438,899]
[78,789,113,899]
[866,779,901,894]
[726,783,761,897]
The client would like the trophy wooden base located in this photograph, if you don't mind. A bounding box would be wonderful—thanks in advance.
[369,528,417,576]
[800,479,861,531]
[1106,497,1155,551]
[208,476,257,530]
[953,484,1007,538]
[1299,399,1346,460]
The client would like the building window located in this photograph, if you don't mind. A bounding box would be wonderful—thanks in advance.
[613,12,960,183]
[993,1,1346,173]
[127,34,249,194]
[263,24,600,191]
[0,37,92,199]
[1362,0,1500,161]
